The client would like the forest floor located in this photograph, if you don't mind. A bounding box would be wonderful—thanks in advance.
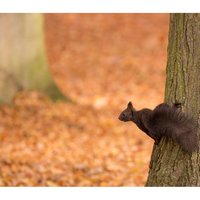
[0,13,169,186]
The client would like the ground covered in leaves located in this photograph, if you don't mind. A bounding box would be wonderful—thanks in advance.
[0,14,169,186]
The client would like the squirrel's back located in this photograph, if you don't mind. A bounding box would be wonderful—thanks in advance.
[150,103,198,155]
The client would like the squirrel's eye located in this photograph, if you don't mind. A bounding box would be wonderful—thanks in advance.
[123,113,126,116]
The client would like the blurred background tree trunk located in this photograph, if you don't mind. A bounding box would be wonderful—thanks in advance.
[146,13,200,186]
[0,13,66,105]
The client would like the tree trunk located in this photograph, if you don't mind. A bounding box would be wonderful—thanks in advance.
[146,13,200,186]
[0,13,66,105]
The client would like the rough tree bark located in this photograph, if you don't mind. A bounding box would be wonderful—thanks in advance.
[146,13,200,186]
[0,13,66,105]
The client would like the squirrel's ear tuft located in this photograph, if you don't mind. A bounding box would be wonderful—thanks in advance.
[127,102,133,109]
[127,101,136,113]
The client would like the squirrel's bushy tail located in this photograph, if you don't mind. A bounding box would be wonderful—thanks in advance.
[150,103,198,155]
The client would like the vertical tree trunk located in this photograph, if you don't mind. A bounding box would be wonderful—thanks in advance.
[0,14,66,105]
[146,14,200,186]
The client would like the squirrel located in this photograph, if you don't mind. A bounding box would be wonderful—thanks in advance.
[118,102,198,156]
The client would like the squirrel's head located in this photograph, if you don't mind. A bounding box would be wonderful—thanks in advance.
[118,102,136,122]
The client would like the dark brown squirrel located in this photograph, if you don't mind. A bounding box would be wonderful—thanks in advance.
[118,102,198,156]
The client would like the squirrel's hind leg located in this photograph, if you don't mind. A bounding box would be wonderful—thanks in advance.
[173,102,182,108]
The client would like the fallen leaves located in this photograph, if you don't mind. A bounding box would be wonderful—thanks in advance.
[0,91,153,186]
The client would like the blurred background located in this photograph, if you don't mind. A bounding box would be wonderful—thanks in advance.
[0,13,169,186]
